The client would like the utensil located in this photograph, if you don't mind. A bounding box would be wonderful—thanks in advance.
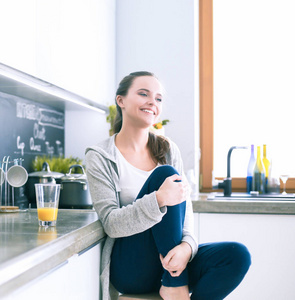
[3,156,10,207]
[59,164,92,209]
[6,159,28,187]
[0,163,5,186]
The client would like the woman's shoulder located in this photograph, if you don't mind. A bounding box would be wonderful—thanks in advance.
[165,137,181,154]
[85,135,117,160]
[164,137,182,164]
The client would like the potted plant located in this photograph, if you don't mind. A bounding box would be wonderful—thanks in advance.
[149,119,170,136]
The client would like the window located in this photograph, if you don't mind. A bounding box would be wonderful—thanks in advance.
[199,0,295,192]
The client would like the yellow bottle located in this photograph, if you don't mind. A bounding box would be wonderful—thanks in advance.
[262,144,270,192]
[252,146,266,194]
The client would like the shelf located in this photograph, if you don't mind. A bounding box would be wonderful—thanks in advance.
[0,62,108,114]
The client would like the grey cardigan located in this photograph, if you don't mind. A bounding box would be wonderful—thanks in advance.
[85,134,198,300]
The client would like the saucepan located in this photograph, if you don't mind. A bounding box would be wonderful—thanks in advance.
[59,164,92,209]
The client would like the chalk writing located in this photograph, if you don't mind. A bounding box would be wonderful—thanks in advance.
[16,102,64,129]
[45,141,54,156]
[39,108,64,129]
[33,123,46,140]
[16,102,40,120]
[56,140,64,157]
[17,136,25,156]
[30,138,41,152]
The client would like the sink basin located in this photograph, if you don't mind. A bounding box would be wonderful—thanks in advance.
[208,192,295,201]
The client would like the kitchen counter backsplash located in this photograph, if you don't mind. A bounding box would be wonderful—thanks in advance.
[1,91,65,210]
[0,91,65,173]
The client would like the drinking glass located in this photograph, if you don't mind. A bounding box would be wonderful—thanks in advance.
[279,175,289,195]
[35,184,61,226]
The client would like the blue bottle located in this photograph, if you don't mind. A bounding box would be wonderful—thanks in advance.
[246,145,255,193]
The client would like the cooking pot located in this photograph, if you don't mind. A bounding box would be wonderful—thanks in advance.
[59,164,92,209]
[26,162,64,207]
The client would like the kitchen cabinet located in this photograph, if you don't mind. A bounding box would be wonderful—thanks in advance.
[0,210,105,299]
[0,0,116,106]
[4,242,102,300]
[194,213,295,300]
[0,0,114,162]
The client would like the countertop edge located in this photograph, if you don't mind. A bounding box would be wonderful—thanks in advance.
[0,219,106,297]
[192,200,295,215]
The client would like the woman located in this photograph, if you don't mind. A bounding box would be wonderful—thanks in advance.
[85,71,251,300]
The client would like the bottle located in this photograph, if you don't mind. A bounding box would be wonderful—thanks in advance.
[267,160,280,194]
[262,144,270,193]
[246,145,256,193]
[252,146,266,194]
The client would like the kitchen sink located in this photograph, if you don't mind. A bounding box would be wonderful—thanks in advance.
[208,192,295,201]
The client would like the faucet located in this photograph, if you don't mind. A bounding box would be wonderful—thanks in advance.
[213,146,248,196]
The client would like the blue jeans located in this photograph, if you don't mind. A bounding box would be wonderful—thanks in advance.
[110,165,251,299]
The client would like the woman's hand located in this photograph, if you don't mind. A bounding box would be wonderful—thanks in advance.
[156,174,185,207]
[159,242,192,277]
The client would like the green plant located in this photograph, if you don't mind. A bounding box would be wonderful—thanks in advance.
[106,104,117,136]
[32,156,84,174]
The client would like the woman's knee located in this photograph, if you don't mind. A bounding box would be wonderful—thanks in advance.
[137,165,181,198]
[146,165,180,191]
[226,242,251,273]
[151,165,179,178]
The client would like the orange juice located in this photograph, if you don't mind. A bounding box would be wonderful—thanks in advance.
[37,207,58,221]
[37,226,58,244]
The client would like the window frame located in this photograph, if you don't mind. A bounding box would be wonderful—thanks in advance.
[198,0,295,193]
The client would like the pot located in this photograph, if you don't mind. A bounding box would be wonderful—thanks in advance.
[26,162,64,207]
[59,164,92,209]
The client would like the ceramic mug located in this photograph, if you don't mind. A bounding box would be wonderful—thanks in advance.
[6,165,28,187]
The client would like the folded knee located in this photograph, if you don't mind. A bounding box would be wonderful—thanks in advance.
[228,242,251,272]
[152,165,179,178]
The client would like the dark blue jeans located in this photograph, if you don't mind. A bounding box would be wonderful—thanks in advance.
[110,165,251,299]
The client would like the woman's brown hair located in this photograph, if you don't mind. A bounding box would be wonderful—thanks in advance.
[114,71,170,165]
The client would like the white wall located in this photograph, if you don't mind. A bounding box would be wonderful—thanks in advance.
[65,0,116,160]
[65,109,109,161]
[65,0,200,184]
[115,0,199,176]
[35,0,116,105]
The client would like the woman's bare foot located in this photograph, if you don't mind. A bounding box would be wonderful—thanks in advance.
[159,285,190,300]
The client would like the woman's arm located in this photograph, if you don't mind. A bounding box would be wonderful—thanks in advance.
[86,149,166,238]
[160,242,192,277]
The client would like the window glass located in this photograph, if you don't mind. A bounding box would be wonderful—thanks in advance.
[213,0,295,178]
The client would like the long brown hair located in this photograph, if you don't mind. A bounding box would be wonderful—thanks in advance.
[114,71,170,165]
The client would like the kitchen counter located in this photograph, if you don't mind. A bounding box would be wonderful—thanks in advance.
[193,196,295,299]
[192,195,295,214]
[1,198,295,298]
[0,209,105,298]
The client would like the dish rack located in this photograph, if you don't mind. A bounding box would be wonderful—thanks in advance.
[0,156,28,212]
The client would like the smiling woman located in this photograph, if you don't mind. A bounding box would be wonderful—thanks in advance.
[85,71,251,300]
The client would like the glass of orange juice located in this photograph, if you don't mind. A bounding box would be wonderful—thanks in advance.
[35,183,61,226]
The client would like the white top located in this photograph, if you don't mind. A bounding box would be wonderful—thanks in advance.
[116,147,156,207]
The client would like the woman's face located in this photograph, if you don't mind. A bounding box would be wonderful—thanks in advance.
[117,76,163,129]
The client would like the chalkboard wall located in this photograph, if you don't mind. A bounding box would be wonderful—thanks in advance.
[0,91,65,172]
